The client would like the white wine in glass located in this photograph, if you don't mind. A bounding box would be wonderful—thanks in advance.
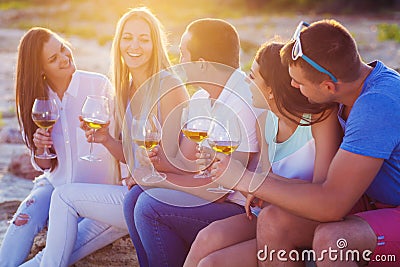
[80,95,110,162]
[181,107,212,178]
[132,114,167,183]
[207,114,241,194]
[31,97,59,159]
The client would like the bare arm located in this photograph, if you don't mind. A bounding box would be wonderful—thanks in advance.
[246,150,383,221]
[148,76,193,173]
[311,107,342,183]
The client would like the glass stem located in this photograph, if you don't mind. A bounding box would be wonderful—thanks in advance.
[198,141,209,175]
[149,148,157,177]
[89,129,96,158]
[43,128,51,156]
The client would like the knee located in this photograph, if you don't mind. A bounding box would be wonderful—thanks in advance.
[123,185,142,212]
[193,221,225,251]
[134,193,158,221]
[51,184,72,202]
[257,205,294,236]
[12,197,49,227]
[313,223,342,252]
[13,213,30,226]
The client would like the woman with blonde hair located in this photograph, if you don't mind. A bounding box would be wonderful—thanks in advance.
[20,7,189,267]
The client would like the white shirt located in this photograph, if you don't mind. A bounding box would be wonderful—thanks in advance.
[31,70,116,187]
[191,69,262,206]
[191,69,261,153]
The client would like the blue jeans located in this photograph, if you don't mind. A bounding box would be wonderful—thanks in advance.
[123,185,148,267]
[0,176,53,267]
[133,188,245,267]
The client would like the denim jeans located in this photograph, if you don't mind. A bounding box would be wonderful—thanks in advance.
[21,183,129,267]
[133,188,245,267]
[123,185,151,267]
[0,177,53,267]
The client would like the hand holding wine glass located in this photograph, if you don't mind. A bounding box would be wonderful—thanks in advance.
[132,114,167,183]
[181,106,212,178]
[207,114,241,193]
[31,97,59,159]
[80,95,110,162]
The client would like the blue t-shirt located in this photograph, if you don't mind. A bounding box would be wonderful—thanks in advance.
[339,61,400,205]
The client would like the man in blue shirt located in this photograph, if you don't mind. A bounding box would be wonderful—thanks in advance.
[214,19,399,266]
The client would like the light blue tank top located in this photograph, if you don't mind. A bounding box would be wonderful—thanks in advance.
[265,110,315,182]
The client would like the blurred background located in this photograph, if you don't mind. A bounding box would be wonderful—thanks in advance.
[1,0,400,71]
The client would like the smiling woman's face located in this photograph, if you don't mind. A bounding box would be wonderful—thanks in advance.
[119,18,153,73]
[41,36,76,83]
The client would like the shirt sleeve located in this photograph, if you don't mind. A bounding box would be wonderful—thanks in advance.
[340,93,400,159]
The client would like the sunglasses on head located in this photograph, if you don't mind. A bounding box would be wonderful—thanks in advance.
[291,21,338,82]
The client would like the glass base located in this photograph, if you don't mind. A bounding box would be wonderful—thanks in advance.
[142,172,167,183]
[207,186,234,194]
[80,155,102,162]
[35,153,57,160]
[194,171,211,179]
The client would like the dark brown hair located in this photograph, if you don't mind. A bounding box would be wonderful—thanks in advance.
[281,19,362,83]
[256,42,335,125]
[186,18,240,69]
[15,27,60,170]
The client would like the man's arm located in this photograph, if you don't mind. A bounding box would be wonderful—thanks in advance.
[241,149,384,221]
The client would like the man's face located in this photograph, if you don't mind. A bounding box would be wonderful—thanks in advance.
[288,64,330,104]
[179,31,201,83]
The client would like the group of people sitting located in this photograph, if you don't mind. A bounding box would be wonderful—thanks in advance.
[0,5,399,267]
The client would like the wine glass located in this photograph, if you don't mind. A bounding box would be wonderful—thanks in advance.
[31,97,59,159]
[181,106,212,178]
[80,95,110,162]
[132,114,167,183]
[206,114,241,193]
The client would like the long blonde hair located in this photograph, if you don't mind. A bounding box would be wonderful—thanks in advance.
[110,7,171,178]
[111,7,170,128]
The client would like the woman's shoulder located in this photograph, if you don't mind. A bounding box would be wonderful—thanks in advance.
[159,70,186,95]
[74,70,110,82]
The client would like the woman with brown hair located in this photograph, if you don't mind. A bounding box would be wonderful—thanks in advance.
[0,27,122,267]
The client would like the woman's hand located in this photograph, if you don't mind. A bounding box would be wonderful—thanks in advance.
[79,115,111,144]
[210,153,246,190]
[121,176,137,190]
[195,145,215,172]
[209,153,230,178]
[245,194,264,221]
[33,127,53,152]
[136,146,161,167]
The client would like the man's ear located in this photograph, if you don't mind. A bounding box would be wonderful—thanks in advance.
[320,80,337,95]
